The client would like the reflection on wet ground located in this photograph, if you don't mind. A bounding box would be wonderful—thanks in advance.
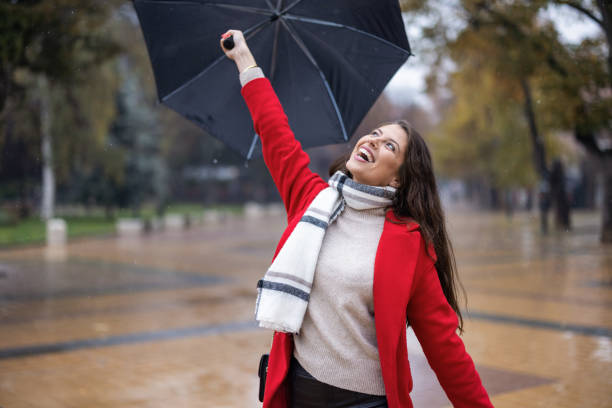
[0,210,610,407]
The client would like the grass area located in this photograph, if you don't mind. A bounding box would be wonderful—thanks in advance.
[67,217,118,238]
[0,218,47,246]
[0,203,245,247]
[0,217,116,247]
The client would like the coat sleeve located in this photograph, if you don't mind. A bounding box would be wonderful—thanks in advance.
[407,262,493,407]
[241,78,327,219]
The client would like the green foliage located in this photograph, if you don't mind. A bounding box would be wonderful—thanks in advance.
[431,68,538,188]
[53,53,167,215]
[0,0,126,219]
[407,0,610,191]
[0,0,122,83]
[0,92,41,194]
[51,60,122,185]
[101,58,166,214]
[0,216,116,247]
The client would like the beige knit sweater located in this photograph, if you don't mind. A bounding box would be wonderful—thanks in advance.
[293,205,387,395]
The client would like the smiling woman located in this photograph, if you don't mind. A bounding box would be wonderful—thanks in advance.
[220,30,493,408]
[345,124,407,188]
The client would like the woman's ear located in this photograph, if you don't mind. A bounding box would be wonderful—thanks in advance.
[389,177,400,188]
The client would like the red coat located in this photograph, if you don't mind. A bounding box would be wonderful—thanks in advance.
[242,78,493,408]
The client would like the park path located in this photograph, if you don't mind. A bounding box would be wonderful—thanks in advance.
[0,210,610,407]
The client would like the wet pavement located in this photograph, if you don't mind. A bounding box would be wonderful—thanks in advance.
[0,210,610,407]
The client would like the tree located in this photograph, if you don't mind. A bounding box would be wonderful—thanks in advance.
[549,0,611,84]
[461,2,573,230]
[429,65,545,209]
[0,0,122,219]
[104,57,166,215]
[0,92,41,219]
[468,0,612,239]
[402,0,611,240]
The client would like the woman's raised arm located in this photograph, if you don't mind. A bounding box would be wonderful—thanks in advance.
[221,30,327,219]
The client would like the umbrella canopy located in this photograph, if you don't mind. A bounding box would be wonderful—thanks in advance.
[133,0,411,159]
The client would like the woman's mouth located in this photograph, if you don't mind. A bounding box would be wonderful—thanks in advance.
[355,146,374,163]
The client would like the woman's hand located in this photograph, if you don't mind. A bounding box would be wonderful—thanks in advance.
[220,30,257,73]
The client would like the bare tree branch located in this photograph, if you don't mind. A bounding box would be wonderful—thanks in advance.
[553,0,604,29]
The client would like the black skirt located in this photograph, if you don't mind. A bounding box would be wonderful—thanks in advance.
[289,357,388,408]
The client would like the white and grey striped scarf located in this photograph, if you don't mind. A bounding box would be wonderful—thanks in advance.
[255,171,396,333]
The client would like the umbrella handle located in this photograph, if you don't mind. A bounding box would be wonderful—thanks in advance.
[222,36,235,50]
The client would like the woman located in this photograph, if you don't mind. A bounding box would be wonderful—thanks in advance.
[221,30,493,408]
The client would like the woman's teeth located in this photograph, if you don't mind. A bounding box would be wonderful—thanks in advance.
[358,147,373,162]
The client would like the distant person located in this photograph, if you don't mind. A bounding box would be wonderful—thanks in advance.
[221,30,493,408]
[538,179,551,234]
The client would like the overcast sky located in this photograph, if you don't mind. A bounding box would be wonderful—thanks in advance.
[385,4,603,107]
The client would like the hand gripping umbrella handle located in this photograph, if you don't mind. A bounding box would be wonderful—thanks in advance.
[222,36,234,50]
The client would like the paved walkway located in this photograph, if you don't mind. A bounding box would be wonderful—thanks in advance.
[0,210,610,407]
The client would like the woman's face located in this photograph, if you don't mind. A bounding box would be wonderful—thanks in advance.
[345,123,408,187]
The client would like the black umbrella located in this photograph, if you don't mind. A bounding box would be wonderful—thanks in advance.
[133,0,411,159]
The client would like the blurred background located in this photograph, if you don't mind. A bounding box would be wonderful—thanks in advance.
[0,0,610,242]
[0,1,611,407]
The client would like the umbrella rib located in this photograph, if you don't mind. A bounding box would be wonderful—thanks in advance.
[279,19,349,142]
[161,19,272,102]
[246,134,259,160]
[138,0,273,16]
[283,14,412,57]
[264,0,274,11]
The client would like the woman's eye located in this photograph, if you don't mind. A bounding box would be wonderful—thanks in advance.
[386,142,395,151]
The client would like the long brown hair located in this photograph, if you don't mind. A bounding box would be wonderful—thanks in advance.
[328,120,466,332]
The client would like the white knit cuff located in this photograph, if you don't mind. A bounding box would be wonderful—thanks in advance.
[239,67,265,87]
